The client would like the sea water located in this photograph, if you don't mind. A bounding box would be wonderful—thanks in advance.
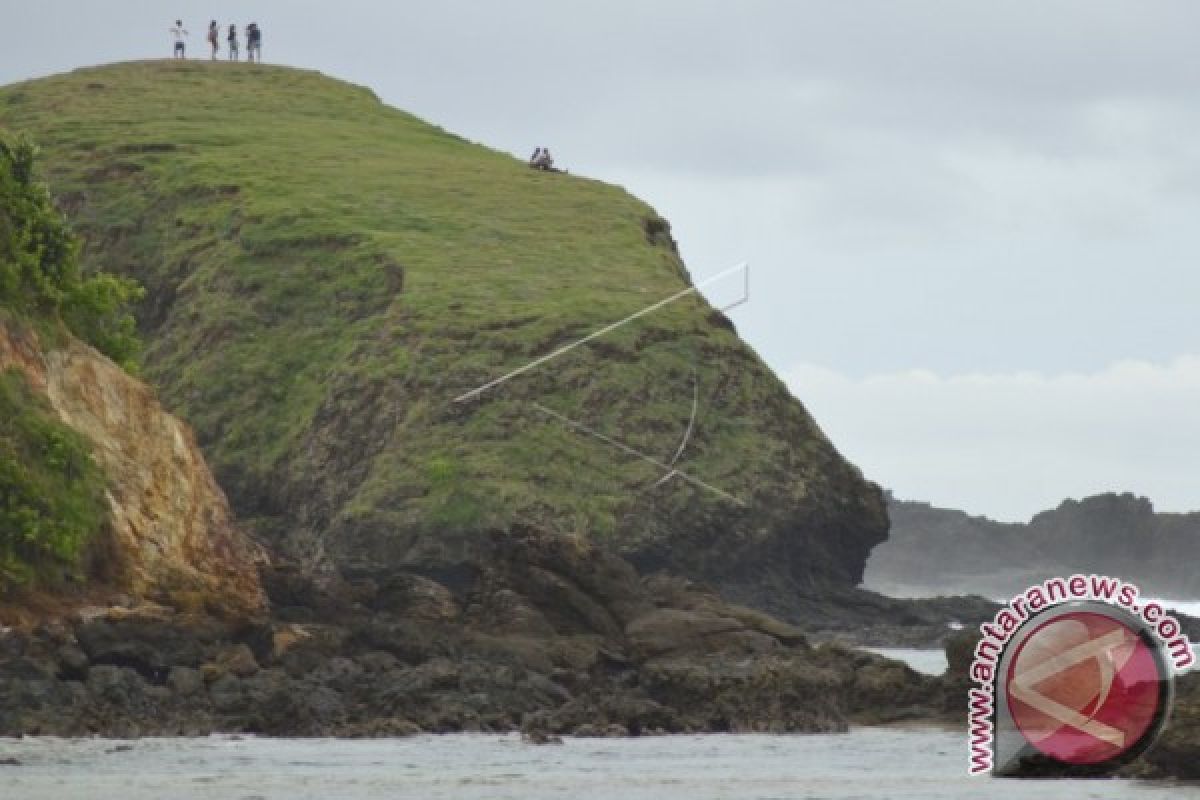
[2,730,1197,799]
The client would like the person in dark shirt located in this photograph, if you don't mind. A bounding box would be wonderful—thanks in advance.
[247,23,263,62]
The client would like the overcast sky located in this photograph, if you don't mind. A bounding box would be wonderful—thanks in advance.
[5,2,1198,521]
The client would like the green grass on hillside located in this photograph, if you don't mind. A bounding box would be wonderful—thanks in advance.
[0,62,858,572]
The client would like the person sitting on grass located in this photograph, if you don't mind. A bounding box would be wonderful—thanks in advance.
[170,20,189,59]
[227,24,239,61]
[531,147,554,171]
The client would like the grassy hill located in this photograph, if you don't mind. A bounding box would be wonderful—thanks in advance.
[0,61,884,614]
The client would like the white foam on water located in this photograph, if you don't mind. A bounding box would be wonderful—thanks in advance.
[862,648,948,676]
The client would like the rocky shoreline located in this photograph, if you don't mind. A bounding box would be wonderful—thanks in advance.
[0,528,943,739]
[7,567,1198,786]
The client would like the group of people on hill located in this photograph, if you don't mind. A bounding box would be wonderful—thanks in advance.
[169,20,262,62]
[529,147,556,171]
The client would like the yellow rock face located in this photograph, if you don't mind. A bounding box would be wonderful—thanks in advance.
[0,319,265,615]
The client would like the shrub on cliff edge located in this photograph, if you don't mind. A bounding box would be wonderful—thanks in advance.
[0,134,143,370]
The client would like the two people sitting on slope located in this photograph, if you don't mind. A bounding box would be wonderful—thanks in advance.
[529,147,558,172]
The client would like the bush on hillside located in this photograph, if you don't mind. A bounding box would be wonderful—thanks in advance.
[0,368,106,589]
[0,134,143,369]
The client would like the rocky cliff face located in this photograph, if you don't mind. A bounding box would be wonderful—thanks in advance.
[865,493,1200,600]
[0,318,265,616]
[0,62,885,622]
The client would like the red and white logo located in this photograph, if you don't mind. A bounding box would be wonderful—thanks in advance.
[1005,610,1166,766]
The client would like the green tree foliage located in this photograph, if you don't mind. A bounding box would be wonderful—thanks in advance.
[0,134,130,589]
[0,134,143,369]
[0,369,106,589]
[61,272,145,372]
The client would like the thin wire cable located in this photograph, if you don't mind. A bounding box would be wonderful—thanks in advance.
[651,369,699,488]
[530,402,744,505]
[453,262,747,403]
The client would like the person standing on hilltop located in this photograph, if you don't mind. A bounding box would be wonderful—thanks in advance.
[246,23,262,63]
[227,24,239,61]
[207,20,219,60]
[169,20,189,59]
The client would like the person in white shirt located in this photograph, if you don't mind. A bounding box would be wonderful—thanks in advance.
[170,20,188,59]
[207,20,219,60]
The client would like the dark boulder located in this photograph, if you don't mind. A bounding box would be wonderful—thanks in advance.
[86,665,148,707]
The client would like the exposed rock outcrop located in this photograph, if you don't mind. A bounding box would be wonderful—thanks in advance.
[0,318,265,616]
[0,525,939,737]
[1137,671,1200,780]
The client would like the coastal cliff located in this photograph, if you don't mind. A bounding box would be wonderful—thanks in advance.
[0,317,265,617]
[0,60,944,738]
[0,61,886,620]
